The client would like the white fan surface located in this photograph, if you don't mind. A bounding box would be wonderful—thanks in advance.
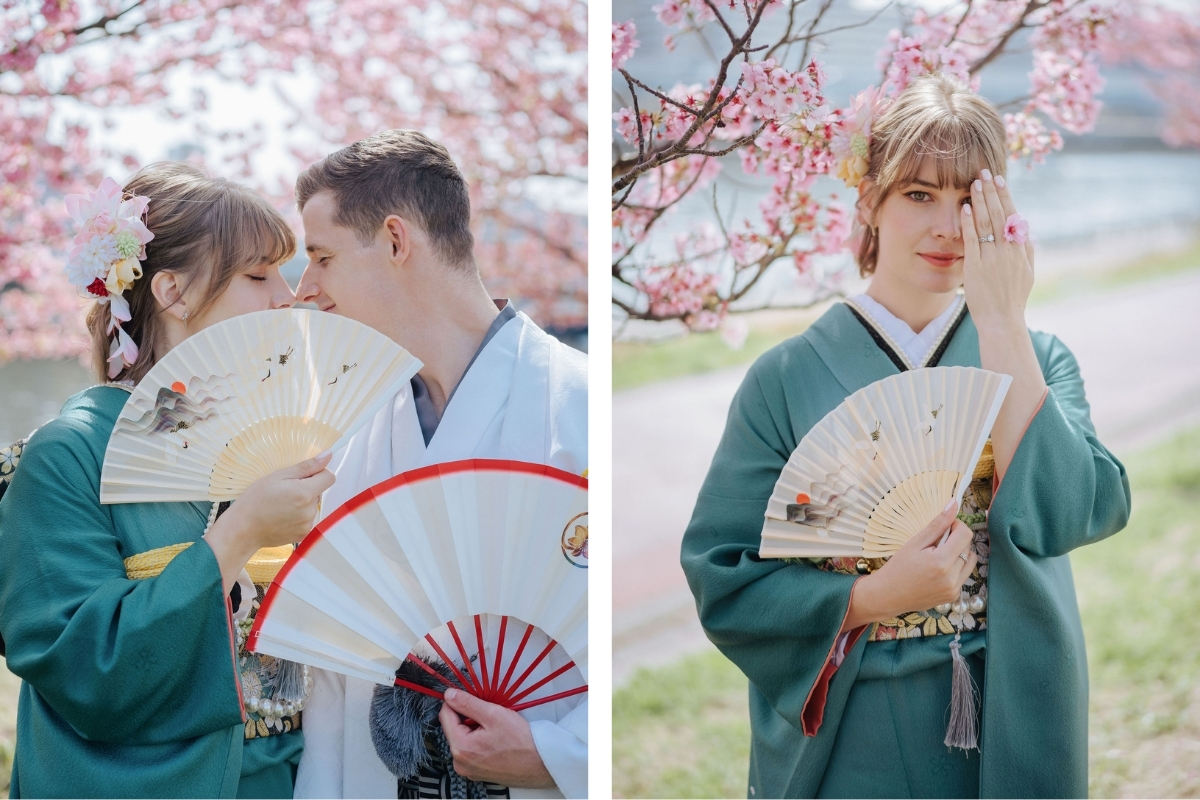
[247,460,589,701]
[760,366,1011,559]
[100,309,421,503]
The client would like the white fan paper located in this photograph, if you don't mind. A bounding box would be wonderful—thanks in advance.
[248,460,588,710]
[100,309,421,503]
[760,366,1011,559]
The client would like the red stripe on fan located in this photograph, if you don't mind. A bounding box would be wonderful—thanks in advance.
[508,684,589,713]
[394,677,447,701]
[491,616,509,698]
[251,459,587,640]
[424,631,478,694]
[405,654,456,689]
[474,615,491,702]
[498,623,535,698]
[506,660,577,705]
[446,621,483,694]
[499,639,557,704]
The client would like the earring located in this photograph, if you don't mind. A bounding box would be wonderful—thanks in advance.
[182,310,189,322]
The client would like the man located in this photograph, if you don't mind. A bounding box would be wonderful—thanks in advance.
[291,130,587,799]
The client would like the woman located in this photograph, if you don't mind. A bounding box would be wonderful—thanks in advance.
[0,163,333,798]
[680,73,1131,798]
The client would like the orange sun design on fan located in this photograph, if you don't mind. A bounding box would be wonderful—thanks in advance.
[170,381,186,394]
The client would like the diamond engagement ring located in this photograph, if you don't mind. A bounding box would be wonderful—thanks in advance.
[978,234,995,243]
[959,551,970,561]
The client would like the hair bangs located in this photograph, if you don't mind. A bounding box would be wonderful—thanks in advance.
[880,116,998,195]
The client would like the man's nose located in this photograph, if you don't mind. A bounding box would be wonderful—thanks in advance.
[295,265,320,304]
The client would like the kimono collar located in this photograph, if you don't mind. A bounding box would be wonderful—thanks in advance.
[804,301,980,397]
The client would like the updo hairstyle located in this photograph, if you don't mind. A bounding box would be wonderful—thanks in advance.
[84,163,297,384]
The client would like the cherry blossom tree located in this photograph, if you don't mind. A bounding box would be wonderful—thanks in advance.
[612,0,1200,330]
[0,0,586,362]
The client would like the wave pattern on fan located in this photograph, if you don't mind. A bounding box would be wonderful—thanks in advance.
[100,309,421,503]
[760,367,1010,559]
[247,460,588,716]
[395,614,587,713]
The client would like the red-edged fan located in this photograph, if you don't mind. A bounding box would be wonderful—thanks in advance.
[247,459,588,712]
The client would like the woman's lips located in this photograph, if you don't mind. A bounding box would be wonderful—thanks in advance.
[920,253,961,267]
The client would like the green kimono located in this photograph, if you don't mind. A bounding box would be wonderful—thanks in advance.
[680,303,1131,799]
[0,386,303,798]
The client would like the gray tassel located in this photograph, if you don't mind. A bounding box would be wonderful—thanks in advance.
[272,658,308,706]
[944,634,980,751]
[370,654,491,799]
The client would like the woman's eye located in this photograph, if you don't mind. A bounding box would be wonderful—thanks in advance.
[906,191,931,202]
[246,274,268,282]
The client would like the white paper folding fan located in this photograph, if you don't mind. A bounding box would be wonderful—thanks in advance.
[100,309,421,503]
[759,366,1011,559]
[247,459,588,713]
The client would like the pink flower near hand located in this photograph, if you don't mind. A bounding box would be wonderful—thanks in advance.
[1003,213,1029,244]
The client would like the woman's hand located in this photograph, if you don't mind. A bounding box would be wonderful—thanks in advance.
[960,169,1049,480]
[841,500,977,632]
[960,168,1035,332]
[203,453,336,592]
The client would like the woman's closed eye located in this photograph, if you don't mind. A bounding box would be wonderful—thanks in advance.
[245,274,268,282]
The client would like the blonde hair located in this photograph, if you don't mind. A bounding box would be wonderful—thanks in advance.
[85,163,297,384]
[854,72,1007,276]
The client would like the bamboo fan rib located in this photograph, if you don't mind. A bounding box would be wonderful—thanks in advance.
[100,309,421,503]
[759,367,1011,559]
[247,460,588,712]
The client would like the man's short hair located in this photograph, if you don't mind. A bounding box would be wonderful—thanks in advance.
[296,129,475,269]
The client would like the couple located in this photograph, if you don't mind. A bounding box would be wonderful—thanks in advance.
[0,130,587,798]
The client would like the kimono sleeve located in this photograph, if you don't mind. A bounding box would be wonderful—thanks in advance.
[989,334,1131,558]
[0,419,245,745]
[680,356,861,736]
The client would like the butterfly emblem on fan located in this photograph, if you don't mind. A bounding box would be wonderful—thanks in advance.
[100,309,422,503]
[759,367,1011,559]
[247,460,589,715]
[561,512,588,568]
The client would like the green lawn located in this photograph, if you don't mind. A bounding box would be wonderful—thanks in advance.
[613,425,1200,799]
[614,245,1200,393]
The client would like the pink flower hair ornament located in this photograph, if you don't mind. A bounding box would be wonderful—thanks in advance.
[63,177,154,378]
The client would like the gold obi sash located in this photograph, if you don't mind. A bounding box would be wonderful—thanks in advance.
[124,543,294,583]
[814,440,995,641]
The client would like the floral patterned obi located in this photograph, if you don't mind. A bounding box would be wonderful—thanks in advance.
[810,453,994,642]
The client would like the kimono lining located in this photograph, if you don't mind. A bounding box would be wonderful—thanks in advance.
[843,297,968,371]
[799,580,868,737]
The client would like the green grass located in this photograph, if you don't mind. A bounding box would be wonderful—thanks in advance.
[613,426,1200,799]
[613,320,816,392]
[612,649,752,799]
[614,246,1200,393]
[1028,241,1200,305]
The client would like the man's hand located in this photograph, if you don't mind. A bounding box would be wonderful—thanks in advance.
[439,688,556,789]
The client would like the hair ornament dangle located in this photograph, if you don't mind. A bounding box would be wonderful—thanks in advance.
[64,178,154,378]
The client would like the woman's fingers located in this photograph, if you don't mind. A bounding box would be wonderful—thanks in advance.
[980,169,1007,230]
[936,519,973,560]
[955,547,979,585]
[961,203,980,264]
[994,173,1018,220]
[969,176,993,241]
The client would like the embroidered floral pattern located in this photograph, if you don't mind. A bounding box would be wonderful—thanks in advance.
[811,476,993,641]
[0,433,34,502]
[236,584,304,740]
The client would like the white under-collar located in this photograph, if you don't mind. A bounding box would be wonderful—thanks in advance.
[847,293,964,369]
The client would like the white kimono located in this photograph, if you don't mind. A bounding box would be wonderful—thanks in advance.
[294,312,589,799]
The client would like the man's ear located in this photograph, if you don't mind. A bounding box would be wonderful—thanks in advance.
[151,271,188,320]
[856,177,879,228]
[382,215,413,267]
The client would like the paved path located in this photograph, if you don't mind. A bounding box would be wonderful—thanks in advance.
[613,270,1200,685]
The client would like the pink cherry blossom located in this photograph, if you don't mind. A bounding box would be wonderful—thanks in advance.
[1003,214,1029,245]
[613,0,1200,327]
[613,21,639,70]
